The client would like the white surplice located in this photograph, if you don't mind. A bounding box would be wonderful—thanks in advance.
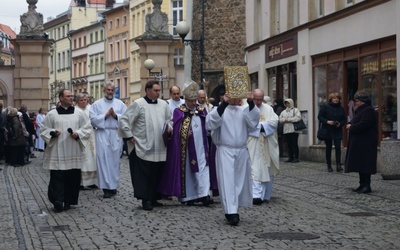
[90,98,127,190]
[247,103,280,201]
[118,98,171,161]
[206,104,260,214]
[76,104,98,186]
[40,108,91,170]
[168,98,185,117]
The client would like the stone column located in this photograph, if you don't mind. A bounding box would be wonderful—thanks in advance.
[12,38,52,110]
[136,39,178,99]
[381,139,400,180]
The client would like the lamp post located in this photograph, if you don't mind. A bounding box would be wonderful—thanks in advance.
[176,0,205,89]
[144,58,168,99]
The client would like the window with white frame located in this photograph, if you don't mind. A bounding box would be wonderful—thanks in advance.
[316,0,324,17]
[109,20,113,30]
[109,43,114,61]
[57,53,61,70]
[123,39,128,59]
[345,0,354,7]
[288,0,299,29]
[116,18,120,28]
[116,41,120,61]
[172,0,183,36]
[174,48,184,65]
[50,55,53,72]
[123,16,127,26]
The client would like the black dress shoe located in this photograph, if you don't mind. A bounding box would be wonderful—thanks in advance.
[186,201,195,206]
[142,200,153,211]
[291,158,300,163]
[63,203,71,211]
[228,214,240,226]
[103,192,112,198]
[352,185,363,192]
[54,201,64,212]
[152,200,164,207]
[202,196,213,206]
[284,158,294,163]
[88,185,98,189]
[357,185,372,194]
[253,198,263,205]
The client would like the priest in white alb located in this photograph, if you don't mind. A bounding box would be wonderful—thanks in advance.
[90,83,127,199]
[246,89,280,205]
[76,92,98,189]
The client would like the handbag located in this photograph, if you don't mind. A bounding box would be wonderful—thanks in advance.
[292,109,306,131]
[317,123,327,140]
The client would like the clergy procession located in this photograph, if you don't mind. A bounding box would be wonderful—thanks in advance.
[0,67,281,226]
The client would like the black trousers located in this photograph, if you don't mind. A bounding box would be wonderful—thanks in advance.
[48,169,81,205]
[9,145,25,166]
[359,173,371,186]
[325,139,341,165]
[284,132,299,159]
[130,149,164,201]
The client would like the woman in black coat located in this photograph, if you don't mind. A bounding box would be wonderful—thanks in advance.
[318,92,347,172]
[345,91,378,194]
[6,108,26,167]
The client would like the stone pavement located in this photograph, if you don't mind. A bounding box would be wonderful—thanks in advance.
[1,152,400,250]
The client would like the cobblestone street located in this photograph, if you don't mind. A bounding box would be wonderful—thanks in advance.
[1,152,400,249]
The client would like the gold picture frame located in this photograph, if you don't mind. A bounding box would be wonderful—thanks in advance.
[224,66,250,98]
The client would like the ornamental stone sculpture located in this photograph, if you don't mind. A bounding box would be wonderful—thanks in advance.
[18,0,44,38]
[141,0,173,39]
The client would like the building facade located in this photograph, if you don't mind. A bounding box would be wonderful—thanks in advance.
[44,2,107,106]
[0,24,16,66]
[245,0,398,162]
[103,3,130,104]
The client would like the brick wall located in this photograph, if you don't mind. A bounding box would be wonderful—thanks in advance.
[191,0,246,87]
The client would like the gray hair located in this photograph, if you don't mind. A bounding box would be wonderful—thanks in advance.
[76,92,89,101]
[103,82,116,91]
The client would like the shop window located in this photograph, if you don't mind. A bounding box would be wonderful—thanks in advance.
[380,51,397,139]
[327,62,343,95]
[361,55,379,108]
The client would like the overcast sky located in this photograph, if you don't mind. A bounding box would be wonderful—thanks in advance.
[0,0,123,34]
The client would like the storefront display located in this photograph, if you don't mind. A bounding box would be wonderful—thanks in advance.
[312,37,397,144]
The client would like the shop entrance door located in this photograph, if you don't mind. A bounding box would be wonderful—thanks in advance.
[343,60,359,145]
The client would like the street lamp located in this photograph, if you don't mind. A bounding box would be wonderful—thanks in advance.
[176,0,205,89]
[144,58,168,99]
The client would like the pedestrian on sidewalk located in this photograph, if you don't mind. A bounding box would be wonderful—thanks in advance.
[345,90,378,194]
[40,89,91,212]
[6,108,26,167]
[318,92,347,172]
[279,98,302,163]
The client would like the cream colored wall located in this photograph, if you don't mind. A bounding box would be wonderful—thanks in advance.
[128,0,186,100]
